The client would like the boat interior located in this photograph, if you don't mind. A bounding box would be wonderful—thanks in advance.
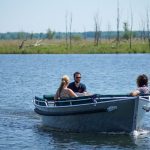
[34,94,138,107]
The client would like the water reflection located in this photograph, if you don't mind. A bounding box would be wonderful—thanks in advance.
[38,126,138,149]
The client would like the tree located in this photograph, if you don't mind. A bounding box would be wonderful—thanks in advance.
[17,31,26,40]
[94,12,101,46]
[19,39,27,49]
[39,32,43,39]
[69,13,72,49]
[65,12,68,49]
[107,23,111,41]
[146,9,150,49]
[30,32,33,40]
[17,31,27,49]
[139,18,146,41]
[123,22,130,40]
[83,27,87,40]
[46,28,55,40]
[116,0,120,46]
[129,8,133,49]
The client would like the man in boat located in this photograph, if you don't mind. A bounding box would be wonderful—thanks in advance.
[68,72,87,96]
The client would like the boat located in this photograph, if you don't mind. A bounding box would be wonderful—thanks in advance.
[33,94,150,133]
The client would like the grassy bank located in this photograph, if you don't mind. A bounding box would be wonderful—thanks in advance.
[0,39,150,54]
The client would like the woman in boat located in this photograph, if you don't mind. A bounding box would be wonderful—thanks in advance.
[54,75,77,100]
[130,74,150,96]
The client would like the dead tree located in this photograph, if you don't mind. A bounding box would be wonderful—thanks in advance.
[33,39,43,47]
[19,39,27,49]
[94,13,100,46]
[83,27,87,40]
[94,15,98,46]
[139,19,146,41]
[116,0,120,47]
[65,12,68,49]
[146,9,150,49]
[30,32,33,40]
[69,13,72,49]
[139,22,142,40]
[107,23,111,41]
[129,8,133,49]
[141,20,146,41]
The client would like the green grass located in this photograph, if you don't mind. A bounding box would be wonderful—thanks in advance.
[0,39,150,54]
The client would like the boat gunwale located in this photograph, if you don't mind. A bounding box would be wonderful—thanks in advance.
[34,97,138,116]
[33,96,137,109]
[139,96,150,102]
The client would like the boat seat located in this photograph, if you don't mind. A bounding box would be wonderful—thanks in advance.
[43,95,54,101]
[59,94,100,101]
[35,96,45,101]
[55,94,100,106]
[35,96,47,106]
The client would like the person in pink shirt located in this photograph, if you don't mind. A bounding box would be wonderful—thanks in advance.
[130,74,150,96]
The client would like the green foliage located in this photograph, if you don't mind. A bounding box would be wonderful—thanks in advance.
[72,35,81,42]
[46,28,55,40]
[122,22,130,40]
[0,31,148,40]
[17,32,26,40]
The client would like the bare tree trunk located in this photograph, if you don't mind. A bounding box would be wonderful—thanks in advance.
[19,39,27,49]
[30,32,33,40]
[129,8,133,49]
[140,18,146,42]
[94,13,100,46]
[94,16,98,46]
[116,0,120,47]
[98,21,102,45]
[83,27,87,40]
[146,9,150,49]
[65,12,68,49]
[107,23,111,41]
[98,30,101,45]
[139,22,143,40]
[69,13,72,49]
[143,25,146,41]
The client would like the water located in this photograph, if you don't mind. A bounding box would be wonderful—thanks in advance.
[0,54,150,150]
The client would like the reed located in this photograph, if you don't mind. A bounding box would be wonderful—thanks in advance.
[0,39,150,54]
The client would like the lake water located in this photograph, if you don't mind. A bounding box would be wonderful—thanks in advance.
[0,54,150,150]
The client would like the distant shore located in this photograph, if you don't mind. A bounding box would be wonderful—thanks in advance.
[0,39,150,54]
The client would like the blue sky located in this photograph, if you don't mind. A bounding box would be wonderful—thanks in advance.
[0,0,150,33]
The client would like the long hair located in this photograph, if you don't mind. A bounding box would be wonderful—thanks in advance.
[58,75,70,97]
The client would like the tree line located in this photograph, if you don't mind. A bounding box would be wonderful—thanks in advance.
[0,30,148,40]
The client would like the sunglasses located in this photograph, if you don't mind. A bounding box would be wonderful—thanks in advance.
[76,77,81,79]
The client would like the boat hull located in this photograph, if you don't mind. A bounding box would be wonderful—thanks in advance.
[34,95,150,133]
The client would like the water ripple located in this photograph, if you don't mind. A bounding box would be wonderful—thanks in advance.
[0,54,150,150]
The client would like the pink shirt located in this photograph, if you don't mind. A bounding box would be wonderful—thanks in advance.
[137,86,150,94]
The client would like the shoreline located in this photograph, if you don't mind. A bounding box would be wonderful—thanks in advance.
[0,39,150,54]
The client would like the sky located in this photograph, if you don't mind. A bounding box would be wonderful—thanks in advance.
[0,0,150,33]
